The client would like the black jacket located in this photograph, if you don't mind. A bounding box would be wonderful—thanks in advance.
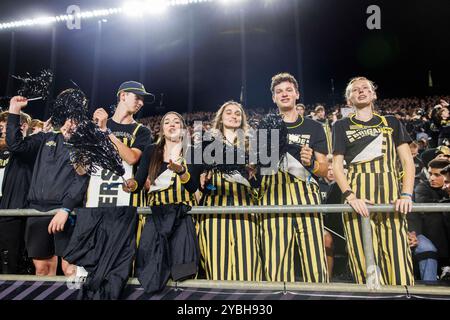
[410,180,449,259]
[1,121,36,211]
[7,114,88,211]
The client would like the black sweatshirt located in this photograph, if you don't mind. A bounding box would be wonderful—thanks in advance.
[6,114,89,212]
[0,134,36,210]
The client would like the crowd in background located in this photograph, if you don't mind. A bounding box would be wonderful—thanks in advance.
[138,94,450,283]
[140,96,450,148]
[1,92,450,284]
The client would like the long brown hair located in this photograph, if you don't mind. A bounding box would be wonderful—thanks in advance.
[147,112,186,185]
[211,101,249,146]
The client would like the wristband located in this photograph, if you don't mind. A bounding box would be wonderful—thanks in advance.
[61,208,71,214]
[342,189,354,200]
[180,171,191,184]
[129,179,138,192]
[400,192,413,198]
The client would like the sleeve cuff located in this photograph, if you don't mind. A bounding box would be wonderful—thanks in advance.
[62,199,77,212]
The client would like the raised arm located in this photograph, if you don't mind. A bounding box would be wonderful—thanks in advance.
[7,96,43,155]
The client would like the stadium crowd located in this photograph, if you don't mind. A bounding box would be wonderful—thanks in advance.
[1,75,450,299]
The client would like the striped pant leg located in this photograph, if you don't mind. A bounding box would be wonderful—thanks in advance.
[343,171,377,284]
[294,213,329,283]
[376,212,415,286]
[197,213,262,281]
[375,172,414,285]
[344,172,415,285]
[343,211,408,286]
[342,212,367,284]
[197,214,227,280]
[260,213,296,282]
[229,213,262,281]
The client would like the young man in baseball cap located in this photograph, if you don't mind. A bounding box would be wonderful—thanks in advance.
[88,81,152,208]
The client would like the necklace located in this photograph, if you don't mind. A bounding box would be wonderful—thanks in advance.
[349,113,383,128]
[285,115,304,129]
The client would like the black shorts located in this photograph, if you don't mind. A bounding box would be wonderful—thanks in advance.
[25,216,75,259]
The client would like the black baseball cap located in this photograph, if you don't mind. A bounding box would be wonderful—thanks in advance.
[116,81,153,98]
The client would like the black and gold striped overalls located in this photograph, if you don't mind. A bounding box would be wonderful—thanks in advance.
[197,171,262,281]
[344,115,414,286]
[259,170,329,283]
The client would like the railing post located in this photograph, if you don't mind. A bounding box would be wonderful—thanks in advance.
[361,216,381,290]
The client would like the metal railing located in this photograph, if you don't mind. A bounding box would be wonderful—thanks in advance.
[1,203,449,291]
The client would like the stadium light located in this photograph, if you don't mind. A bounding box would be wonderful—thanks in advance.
[122,1,145,17]
[0,0,215,31]
[219,0,247,5]
[147,0,169,15]
[0,7,122,30]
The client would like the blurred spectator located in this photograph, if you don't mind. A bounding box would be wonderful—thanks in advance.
[0,110,34,275]
[410,141,425,177]
[314,105,326,123]
[408,231,438,281]
[411,159,450,279]
[296,103,305,117]
[28,119,44,135]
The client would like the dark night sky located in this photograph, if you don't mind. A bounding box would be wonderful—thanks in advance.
[0,0,449,119]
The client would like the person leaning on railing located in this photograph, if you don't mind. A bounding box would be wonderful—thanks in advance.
[332,76,415,286]
[257,73,330,283]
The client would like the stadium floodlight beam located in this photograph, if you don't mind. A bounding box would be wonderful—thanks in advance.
[0,7,122,31]
[122,0,169,17]
[219,0,247,5]
[0,0,214,31]
[147,0,169,15]
[122,1,145,17]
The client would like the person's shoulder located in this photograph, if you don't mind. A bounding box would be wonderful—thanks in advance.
[383,114,401,125]
[415,180,431,192]
[45,131,59,139]
[136,123,151,134]
[333,117,350,128]
[23,131,46,143]
[144,142,157,152]
[303,117,325,129]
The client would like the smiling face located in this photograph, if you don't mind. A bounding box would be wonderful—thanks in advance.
[347,79,376,108]
[272,81,300,111]
[221,103,242,130]
[162,113,184,142]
